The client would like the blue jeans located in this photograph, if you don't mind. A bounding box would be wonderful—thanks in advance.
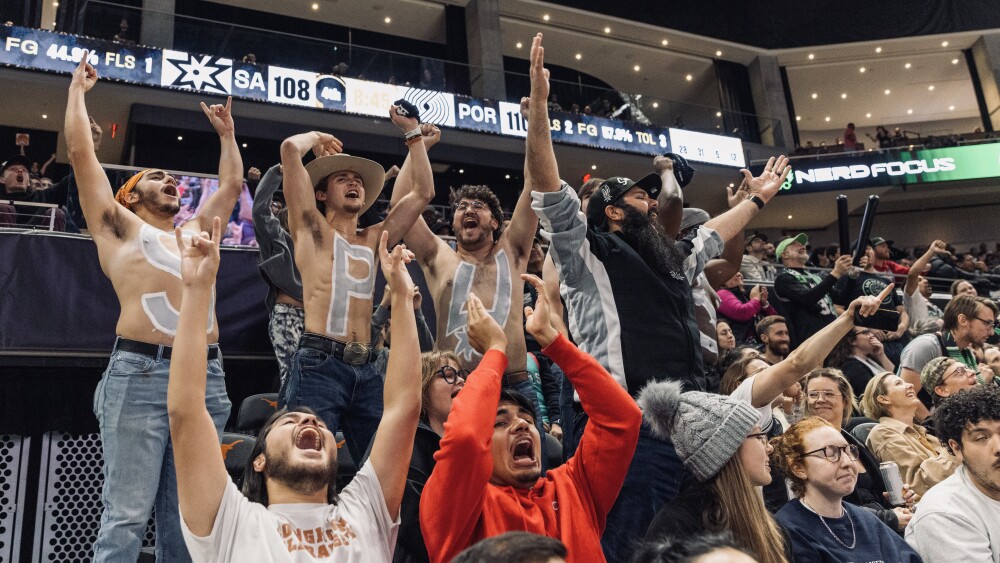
[595,420,686,563]
[92,343,231,563]
[284,347,383,465]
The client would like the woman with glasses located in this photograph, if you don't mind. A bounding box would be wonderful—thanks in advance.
[771,417,922,562]
[801,368,916,533]
[641,381,791,563]
[860,372,960,496]
[395,351,467,563]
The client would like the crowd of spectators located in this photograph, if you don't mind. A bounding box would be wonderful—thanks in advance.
[796,121,997,157]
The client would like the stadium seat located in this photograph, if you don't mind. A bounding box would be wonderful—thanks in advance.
[237,393,279,435]
[220,431,256,487]
[851,422,878,445]
[545,433,564,469]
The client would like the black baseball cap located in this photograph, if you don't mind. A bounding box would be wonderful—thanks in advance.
[586,173,661,230]
[1,154,31,174]
[870,236,894,247]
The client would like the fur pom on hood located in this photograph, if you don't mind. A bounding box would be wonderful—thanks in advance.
[636,380,683,440]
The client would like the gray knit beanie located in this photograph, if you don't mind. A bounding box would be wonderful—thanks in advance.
[637,380,760,482]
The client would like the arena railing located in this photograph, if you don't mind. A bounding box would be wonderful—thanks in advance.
[0,200,60,231]
[48,0,781,146]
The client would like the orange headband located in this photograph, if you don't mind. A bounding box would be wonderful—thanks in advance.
[114,169,151,210]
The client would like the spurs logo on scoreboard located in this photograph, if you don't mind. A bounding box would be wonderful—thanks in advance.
[161,49,232,95]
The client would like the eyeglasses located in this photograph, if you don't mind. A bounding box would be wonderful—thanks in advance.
[807,391,841,402]
[803,444,860,463]
[973,317,997,330]
[852,329,872,338]
[435,366,469,384]
[941,364,976,384]
[746,431,769,446]
[455,201,489,212]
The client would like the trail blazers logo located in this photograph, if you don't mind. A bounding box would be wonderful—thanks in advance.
[161,49,232,94]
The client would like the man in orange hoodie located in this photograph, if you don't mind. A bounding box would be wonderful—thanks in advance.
[419,272,641,563]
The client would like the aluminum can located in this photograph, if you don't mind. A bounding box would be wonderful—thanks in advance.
[880,461,905,506]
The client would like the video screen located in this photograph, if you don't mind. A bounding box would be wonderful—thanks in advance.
[173,175,256,247]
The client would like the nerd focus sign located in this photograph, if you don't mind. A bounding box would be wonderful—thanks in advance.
[0,26,746,165]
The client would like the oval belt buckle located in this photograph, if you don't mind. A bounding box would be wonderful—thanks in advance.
[343,342,369,365]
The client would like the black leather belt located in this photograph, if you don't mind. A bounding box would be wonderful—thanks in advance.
[300,333,375,366]
[114,337,220,361]
[502,370,531,386]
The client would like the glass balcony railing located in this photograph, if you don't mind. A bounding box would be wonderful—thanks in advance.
[41,0,781,145]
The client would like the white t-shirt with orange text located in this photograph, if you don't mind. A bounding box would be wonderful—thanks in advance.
[181,461,399,562]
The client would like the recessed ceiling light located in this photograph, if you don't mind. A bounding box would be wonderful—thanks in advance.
[859,67,866,73]
[884,89,891,95]
[41,114,47,119]
[811,93,818,99]
[52,1,58,5]
[604,26,611,34]
[311,2,318,10]
[633,65,641,72]
[875,46,882,53]
[952,58,960,64]
[652,102,659,108]
[384,16,391,23]
[516,42,523,49]
[241,143,248,148]
[904,63,911,69]
[942,41,949,47]
[949,105,955,111]
[866,112,872,118]
[808,53,815,60]
[715,50,722,57]
[787,215,793,220]
[505,174,511,179]
[591,164,597,170]
[729,183,735,188]
[459,169,464,174]
[825,116,831,122]
[841,93,847,99]
[661,39,669,46]
[177,135,183,141]
[907,109,913,114]
[575,53,582,60]
[685,74,693,81]
[928,85,935,91]
[542,14,550,21]
[716,111,722,117]
[795,115,801,121]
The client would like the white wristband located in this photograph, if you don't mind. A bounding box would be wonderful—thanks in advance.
[404,127,422,142]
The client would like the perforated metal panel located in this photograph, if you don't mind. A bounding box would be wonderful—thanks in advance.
[33,432,156,562]
[0,435,30,563]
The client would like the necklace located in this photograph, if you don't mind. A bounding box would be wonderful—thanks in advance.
[800,498,856,549]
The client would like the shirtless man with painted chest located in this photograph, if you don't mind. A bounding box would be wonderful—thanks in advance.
[66,54,243,562]
[278,102,434,465]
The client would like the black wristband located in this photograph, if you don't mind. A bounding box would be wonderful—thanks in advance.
[750,195,765,209]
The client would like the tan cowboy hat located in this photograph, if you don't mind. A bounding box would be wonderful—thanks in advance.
[305,154,386,214]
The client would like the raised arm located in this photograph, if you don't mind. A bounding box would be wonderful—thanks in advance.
[167,217,228,537]
[191,97,244,231]
[279,131,342,239]
[369,232,422,518]
[250,164,285,255]
[386,125,446,263]
[420,294,509,563]
[525,33,561,196]
[64,54,119,232]
[905,240,945,296]
[523,274,640,520]
[704,155,790,243]
[746,284,894,408]
[379,104,436,245]
[653,156,683,238]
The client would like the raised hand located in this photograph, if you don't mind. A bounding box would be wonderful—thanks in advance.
[389,103,419,132]
[200,96,235,137]
[378,230,416,297]
[726,178,749,208]
[420,124,442,149]
[71,51,98,93]
[466,293,507,354]
[175,216,222,288]
[847,283,894,320]
[652,155,674,174]
[521,274,558,347]
[832,254,853,278]
[519,96,531,119]
[739,155,790,204]
[927,240,947,255]
[310,133,344,158]
[411,286,423,310]
[529,33,550,101]
[247,167,262,181]
[750,285,762,301]
[89,116,103,147]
